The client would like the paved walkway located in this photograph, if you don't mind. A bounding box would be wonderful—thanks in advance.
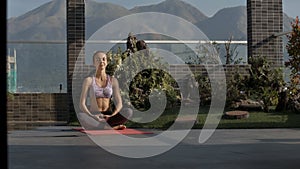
[8,126,300,169]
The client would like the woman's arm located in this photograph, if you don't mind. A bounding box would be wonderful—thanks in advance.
[111,77,123,116]
[79,77,102,120]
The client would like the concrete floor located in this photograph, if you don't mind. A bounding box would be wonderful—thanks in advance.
[8,126,300,169]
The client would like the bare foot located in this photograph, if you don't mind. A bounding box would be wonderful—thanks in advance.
[112,125,126,130]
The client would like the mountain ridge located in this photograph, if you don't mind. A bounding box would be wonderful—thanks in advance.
[130,0,208,24]
[197,6,247,40]
[7,0,295,41]
[6,0,296,92]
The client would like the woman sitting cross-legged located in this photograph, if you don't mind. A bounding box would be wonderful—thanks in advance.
[78,51,132,130]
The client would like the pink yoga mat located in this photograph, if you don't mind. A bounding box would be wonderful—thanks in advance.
[73,127,153,135]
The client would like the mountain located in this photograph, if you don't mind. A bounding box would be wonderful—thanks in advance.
[196,6,247,40]
[85,0,132,38]
[130,0,207,24]
[7,0,209,41]
[7,0,69,92]
[7,0,66,40]
[6,0,296,92]
[7,0,296,41]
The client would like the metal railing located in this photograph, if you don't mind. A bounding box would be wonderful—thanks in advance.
[7,40,248,44]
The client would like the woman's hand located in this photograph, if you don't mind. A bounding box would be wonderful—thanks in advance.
[102,114,112,120]
[92,114,105,122]
[103,111,119,119]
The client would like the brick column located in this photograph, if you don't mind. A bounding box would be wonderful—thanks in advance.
[67,0,85,120]
[247,0,283,68]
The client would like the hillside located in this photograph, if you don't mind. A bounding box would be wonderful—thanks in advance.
[6,0,296,92]
[7,0,295,41]
[197,6,247,40]
[8,0,66,40]
[85,0,132,39]
[130,0,207,24]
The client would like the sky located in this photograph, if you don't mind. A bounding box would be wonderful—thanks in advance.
[7,0,299,19]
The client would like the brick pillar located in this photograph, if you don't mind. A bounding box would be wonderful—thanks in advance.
[247,0,283,68]
[67,0,85,120]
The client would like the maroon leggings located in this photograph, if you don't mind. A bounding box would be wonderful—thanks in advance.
[102,108,133,127]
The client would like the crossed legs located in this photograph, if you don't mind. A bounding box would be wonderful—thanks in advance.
[78,107,133,130]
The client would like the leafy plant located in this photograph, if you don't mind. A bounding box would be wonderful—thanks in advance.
[195,74,211,106]
[225,56,285,112]
[107,33,181,111]
[284,16,300,112]
[286,16,300,75]
[243,56,284,112]
[226,70,247,107]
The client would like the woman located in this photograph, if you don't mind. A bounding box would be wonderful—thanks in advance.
[79,51,132,130]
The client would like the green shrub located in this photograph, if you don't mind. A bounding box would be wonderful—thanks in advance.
[107,38,181,111]
[225,56,285,112]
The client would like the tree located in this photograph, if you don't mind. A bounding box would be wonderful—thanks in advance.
[224,36,240,64]
[286,16,300,75]
[284,16,300,112]
[107,33,180,110]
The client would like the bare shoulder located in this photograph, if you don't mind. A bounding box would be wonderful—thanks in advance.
[83,76,93,85]
[110,76,119,86]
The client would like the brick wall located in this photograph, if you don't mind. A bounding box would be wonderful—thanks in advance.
[247,0,283,68]
[67,0,86,115]
[7,93,68,130]
[170,64,250,80]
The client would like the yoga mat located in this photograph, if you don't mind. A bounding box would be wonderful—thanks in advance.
[73,127,153,135]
